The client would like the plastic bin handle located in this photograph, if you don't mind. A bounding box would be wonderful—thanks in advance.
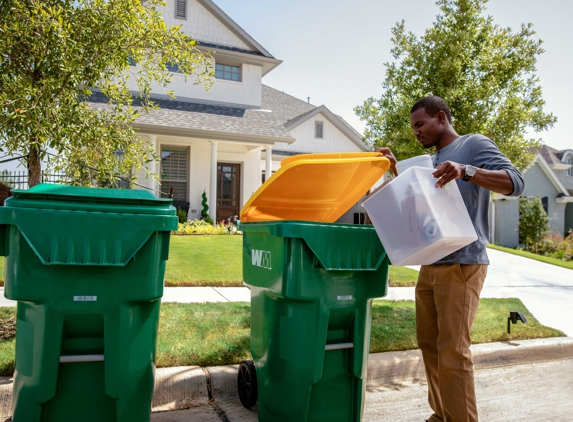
[60,354,104,363]
[325,342,354,351]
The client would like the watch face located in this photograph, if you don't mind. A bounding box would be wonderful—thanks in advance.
[463,165,476,181]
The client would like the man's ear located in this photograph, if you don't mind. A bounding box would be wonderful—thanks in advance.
[438,110,447,123]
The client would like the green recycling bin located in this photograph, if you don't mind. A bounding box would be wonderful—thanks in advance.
[0,184,178,422]
[236,153,392,422]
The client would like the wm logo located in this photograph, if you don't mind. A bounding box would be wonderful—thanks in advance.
[252,249,272,269]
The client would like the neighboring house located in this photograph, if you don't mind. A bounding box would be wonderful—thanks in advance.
[86,0,370,224]
[491,145,573,247]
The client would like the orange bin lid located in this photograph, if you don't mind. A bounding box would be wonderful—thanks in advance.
[240,152,390,223]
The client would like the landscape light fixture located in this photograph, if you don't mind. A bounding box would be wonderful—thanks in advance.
[507,310,527,334]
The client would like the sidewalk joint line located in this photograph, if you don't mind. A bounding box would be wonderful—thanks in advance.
[212,287,231,302]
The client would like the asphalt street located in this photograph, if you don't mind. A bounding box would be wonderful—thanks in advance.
[150,358,573,422]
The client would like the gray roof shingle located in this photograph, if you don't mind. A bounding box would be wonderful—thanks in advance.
[87,91,292,140]
[86,85,362,142]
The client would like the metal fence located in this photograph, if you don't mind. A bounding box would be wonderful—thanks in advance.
[0,171,68,190]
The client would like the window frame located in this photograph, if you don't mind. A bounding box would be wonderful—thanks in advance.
[566,155,573,177]
[159,145,189,201]
[215,63,241,82]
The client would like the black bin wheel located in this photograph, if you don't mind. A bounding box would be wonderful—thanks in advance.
[237,360,258,409]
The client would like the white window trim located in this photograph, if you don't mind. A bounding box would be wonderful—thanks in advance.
[315,121,324,139]
[215,62,242,82]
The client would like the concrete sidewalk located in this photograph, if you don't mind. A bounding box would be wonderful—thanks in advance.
[1,337,571,421]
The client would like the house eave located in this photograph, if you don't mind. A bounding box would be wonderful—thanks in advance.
[196,45,282,76]
[134,123,295,145]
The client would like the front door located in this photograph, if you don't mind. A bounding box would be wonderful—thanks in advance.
[216,163,241,223]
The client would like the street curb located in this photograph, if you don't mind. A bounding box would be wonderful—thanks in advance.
[0,337,572,418]
[152,336,573,410]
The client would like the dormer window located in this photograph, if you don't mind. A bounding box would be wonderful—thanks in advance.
[567,156,572,177]
[315,121,324,139]
[176,0,187,19]
[215,63,241,81]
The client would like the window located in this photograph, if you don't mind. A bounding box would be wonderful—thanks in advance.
[567,156,572,177]
[166,62,180,73]
[175,0,187,19]
[215,63,240,81]
[128,57,136,67]
[160,146,188,201]
[315,121,324,139]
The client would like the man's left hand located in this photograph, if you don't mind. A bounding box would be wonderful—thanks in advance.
[432,161,465,188]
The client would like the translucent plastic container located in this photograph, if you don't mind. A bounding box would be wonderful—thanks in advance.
[396,155,433,174]
[362,167,477,266]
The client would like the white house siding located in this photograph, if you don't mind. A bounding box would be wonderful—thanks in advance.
[125,62,263,108]
[275,115,362,154]
[161,0,252,51]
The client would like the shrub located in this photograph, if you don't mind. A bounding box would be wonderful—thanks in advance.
[176,207,188,224]
[519,196,549,253]
[199,190,214,224]
[538,231,573,261]
[172,219,241,235]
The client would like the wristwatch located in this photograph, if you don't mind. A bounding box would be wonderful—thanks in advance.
[462,164,476,181]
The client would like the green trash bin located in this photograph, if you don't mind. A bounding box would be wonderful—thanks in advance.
[236,153,392,422]
[0,184,178,422]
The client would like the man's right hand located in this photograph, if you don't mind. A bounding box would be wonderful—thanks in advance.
[376,147,398,176]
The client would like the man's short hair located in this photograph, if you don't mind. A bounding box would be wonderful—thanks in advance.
[411,96,452,123]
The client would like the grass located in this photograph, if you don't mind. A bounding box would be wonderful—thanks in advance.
[487,244,573,270]
[0,298,563,375]
[388,266,418,287]
[165,235,243,286]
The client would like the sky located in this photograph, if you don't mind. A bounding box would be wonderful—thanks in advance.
[214,0,573,151]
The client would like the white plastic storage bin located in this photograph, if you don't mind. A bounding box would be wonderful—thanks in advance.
[362,166,477,266]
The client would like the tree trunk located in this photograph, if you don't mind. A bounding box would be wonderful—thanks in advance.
[28,145,41,187]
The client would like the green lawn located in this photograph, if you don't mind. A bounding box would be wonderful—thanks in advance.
[488,244,573,270]
[0,297,563,375]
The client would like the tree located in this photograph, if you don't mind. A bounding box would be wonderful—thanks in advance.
[519,196,549,252]
[354,0,556,171]
[0,0,213,187]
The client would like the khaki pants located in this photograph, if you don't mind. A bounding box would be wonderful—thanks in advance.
[416,264,487,422]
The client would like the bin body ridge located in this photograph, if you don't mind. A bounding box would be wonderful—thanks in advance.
[0,184,177,422]
[242,221,389,422]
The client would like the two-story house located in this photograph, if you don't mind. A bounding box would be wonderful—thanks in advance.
[491,145,573,247]
[88,0,368,223]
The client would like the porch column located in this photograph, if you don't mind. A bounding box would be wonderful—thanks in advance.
[210,141,218,221]
[265,145,273,181]
[148,135,158,193]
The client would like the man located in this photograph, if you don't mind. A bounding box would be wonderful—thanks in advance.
[378,96,524,422]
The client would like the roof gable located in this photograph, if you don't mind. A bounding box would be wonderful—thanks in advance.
[284,105,366,151]
[196,0,274,58]
[533,154,569,196]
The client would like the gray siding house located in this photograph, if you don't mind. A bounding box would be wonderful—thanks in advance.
[491,145,573,247]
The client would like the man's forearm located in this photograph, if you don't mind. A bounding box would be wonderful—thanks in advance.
[470,168,514,195]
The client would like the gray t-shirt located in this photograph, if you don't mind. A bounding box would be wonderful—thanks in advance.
[431,134,524,265]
